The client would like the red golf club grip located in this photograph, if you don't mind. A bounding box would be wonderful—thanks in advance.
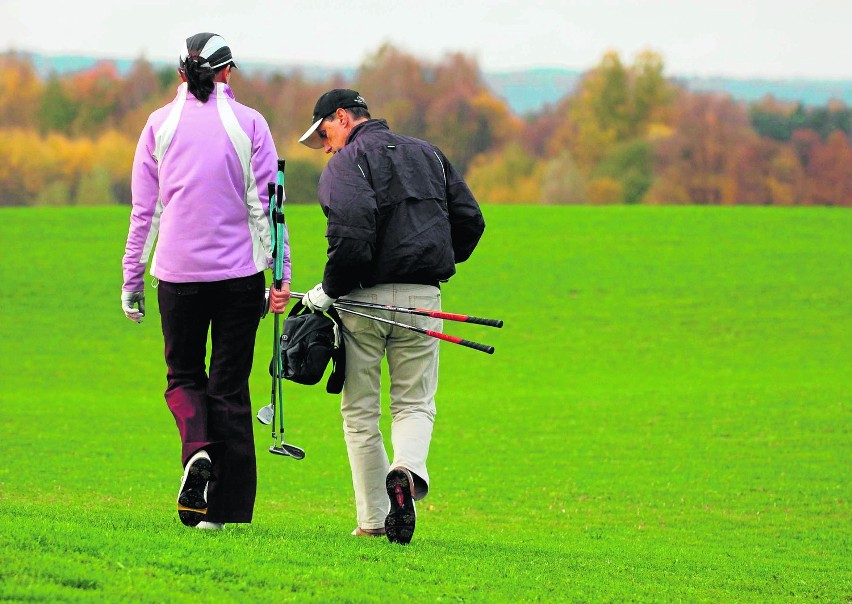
[426,330,495,354]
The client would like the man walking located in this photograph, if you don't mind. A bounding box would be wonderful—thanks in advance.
[271,89,484,544]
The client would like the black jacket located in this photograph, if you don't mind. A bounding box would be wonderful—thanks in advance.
[317,120,485,298]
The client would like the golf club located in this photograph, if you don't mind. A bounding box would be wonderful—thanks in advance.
[291,292,503,328]
[264,159,305,460]
[256,403,274,425]
[334,305,496,354]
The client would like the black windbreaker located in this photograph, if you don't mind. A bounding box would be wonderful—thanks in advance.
[317,119,485,298]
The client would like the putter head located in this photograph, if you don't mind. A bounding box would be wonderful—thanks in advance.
[269,444,305,460]
[256,404,274,425]
[260,288,271,319]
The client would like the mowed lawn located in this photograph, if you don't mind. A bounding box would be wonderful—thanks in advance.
[0,204,849,602]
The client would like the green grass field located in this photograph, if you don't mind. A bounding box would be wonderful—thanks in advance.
[0,205,849,602]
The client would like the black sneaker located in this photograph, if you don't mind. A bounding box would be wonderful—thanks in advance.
[384,467,416,544]
[177,450,212,527]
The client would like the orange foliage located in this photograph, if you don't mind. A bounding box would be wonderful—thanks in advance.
[806,130,852,206]
[0,54,43,129]
[0,47,851,206]
[586,177,623,205]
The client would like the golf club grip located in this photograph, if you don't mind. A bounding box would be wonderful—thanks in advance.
[432,311,503,328]
[427,330,495,354]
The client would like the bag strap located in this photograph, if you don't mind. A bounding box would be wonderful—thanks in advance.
[287,299,310,318]
[325,305,346,394]
[288,300,346,394]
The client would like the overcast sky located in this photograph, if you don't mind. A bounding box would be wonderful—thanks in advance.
[2,0,849,79]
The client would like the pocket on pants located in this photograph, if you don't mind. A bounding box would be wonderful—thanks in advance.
[408,294,441,331]
[158,281,200,296]
[338,293,378,335]
[226,273,264,292]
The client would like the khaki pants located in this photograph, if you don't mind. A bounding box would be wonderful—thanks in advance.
[339,283,441,530]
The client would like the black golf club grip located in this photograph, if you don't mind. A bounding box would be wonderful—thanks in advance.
[460,339,495,354]
[424,329,494,354]
[464,315,504,328]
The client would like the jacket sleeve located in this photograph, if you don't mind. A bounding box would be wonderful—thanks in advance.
[318,156,378,298]
[443,153,485,263]
[122,120,160,292]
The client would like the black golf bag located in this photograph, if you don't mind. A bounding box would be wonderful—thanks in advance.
[271,301,345,394]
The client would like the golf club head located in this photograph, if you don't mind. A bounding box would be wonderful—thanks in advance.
[269,444,305,460]
[260,288,271,319]
[256,403,274,425]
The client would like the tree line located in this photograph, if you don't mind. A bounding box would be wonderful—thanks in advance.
[1,44,850,207]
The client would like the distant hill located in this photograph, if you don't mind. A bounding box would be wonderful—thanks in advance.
[16,51,852,116]
[484,71,852,115]
[482,68,582,114]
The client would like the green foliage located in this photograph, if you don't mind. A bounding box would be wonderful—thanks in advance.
[751,101,852,142]
[3,48,852,206]
[541,151,587,204]
[76,166,117,205]
[593,139,654,204]
[33,181,71,206]
[0,205,850,601]
[466,143,542,203]
[283,158,323,204]
[567,49,676,172]
[37,76,79,133]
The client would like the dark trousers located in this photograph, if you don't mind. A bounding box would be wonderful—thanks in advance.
[158,272,264,523]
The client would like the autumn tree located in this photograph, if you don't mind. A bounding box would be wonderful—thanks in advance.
[465,144,542,204]
[540,151,587,205]
[559,49,676,173]
[356,44,431,138]
[593,139,653,204]
[356,47,517,172]
[38,75,79,133]
[0,53,43,130]
[63,61,122,134]
[806,130,852,206]
[647,92,756,205]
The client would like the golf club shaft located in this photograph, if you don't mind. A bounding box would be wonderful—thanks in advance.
[335,306,495,354]
[271,311,281,442]
[291,292,503,328]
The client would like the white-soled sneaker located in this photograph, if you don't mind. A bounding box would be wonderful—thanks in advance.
[196,521,225,530]
[177,449,212,527]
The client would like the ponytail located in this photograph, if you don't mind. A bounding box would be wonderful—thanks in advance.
[179,53,223,103]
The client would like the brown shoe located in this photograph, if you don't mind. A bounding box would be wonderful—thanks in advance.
[384,467,416,545]
[351,527,386,537]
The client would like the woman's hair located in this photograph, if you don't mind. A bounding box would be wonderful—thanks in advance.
[179,53,227,103]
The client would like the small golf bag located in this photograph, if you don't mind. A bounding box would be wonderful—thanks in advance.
[272,302,345,394]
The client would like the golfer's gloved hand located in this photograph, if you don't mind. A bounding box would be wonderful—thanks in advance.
[121,290,145,323]
[302,283,335,312]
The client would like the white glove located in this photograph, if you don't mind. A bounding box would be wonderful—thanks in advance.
[302,283,336,312]
[121,290,145,323]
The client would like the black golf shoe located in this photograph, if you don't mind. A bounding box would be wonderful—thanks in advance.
[384,467,416,545]
[177,450,212,527]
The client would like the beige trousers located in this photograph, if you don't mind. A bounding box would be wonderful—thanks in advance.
[338,283,441,530]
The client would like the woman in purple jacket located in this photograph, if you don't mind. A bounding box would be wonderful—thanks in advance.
[121,33,289,530]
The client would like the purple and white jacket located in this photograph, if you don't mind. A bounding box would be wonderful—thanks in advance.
[122,82,289,292]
